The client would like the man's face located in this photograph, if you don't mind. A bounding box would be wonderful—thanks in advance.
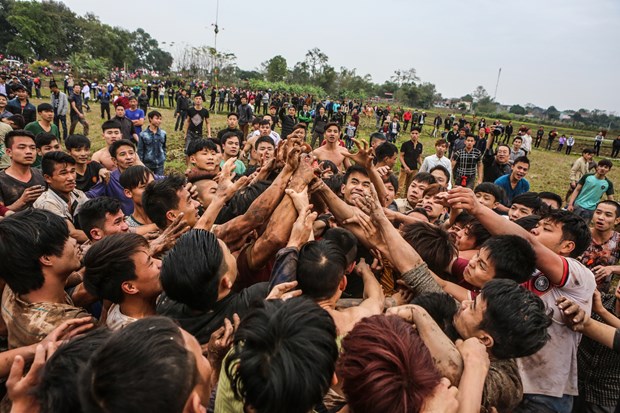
[115,106,125,118]
[180,328,214,405]
[256,142,275,163]
[462,248,496,288]
[194,96,203,106]
[129,99,138,109]
[529,218,566,254]
[465,137,475,149]
[129,247,162,299]
[40,109,54,123]
[97,210,129,239]
[384,182,396,205]
[513,139,522,150]
[430,170,448,187]
[0,95,6,109]
[45,162,77,194]
[223,137,240,157]
[113,145,137,171]
[124,174,154,208]
[259,123,272,137]
[407,180,429,207]
[410,130,419,141]
[55,236,82,275]
[226,115,238,129]
[495,146,510,164]
[269,107,276,115]
[68,146,91,165]
[191,148,220,172]
[325,125,339,142]
[150,115,162,129]
[459,130,466,138]
[303,105,308,111]
[289,128,306,141]
[38,139,61,157]
[453,294,487,340]
[288,107,296,116]
[341,171,371,204]
[584,152,593,161]
[435,143,448,157]
[175,187,200,227]
[319,108,325,115]
[596,164,611,176]
[196,179,217,208]
[511,161,529,181]
[7,136,36,165]
[508,203,534,221]
[592,203,620,233]
[475,192,498,209]
[72,86,81,95]
[103,128,122,146]
[421,193,446,221]
[383,153,397,169]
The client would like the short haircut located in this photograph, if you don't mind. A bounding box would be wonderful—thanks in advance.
[343,164,369,185]
[598,158,613,169]
[292,122,307,131]
[515,215,541,231]
[320,160,338,175]
[101,120,122,132]
[435,138,448,146]
[422,183,447,198]
[512,156,530,167]
[597,200,620,218]
[77,197,122,241]
[463,219,491,248]
[143,173,186,229]
[513,136,522,142]
[84,233,149,303]
[35,132,59,149]
[474,182,505,204]
[582,148,594,155]
[412,293,459,340]
[322,227,358,266]
[338,315,441,413]
[41,151,76,177]
[384,172,398,191]
[412,171,436,185]
[186,138,218,157]
[7,114,25,129]
[160,229,224,311]
[37,328,113,413]
[108,139,136,159]
[147,110,161,120]
[401,222,456,276]
[5,129,35,148]
[410,126,421,132]
[119,165,154,191]
[374,142,397,162]
[511,192,542,212]
[538,191,562,210]
[369,132,386,145]
[481,235,536,283]
[79,317,197,413]
[0,209,69,294]
[221,132,240,146]
[254,136,275,150]
[227,112,238,119]
[37,103,54,112]
[258,119,271,127]
[65,134,91,151]
[479,279,551,359]
[324,121,341,131]
[297,240,347,300]
[227,298,338,413]
[541,209,591,258]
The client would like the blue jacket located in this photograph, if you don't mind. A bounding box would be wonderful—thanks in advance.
[138,128,167,169]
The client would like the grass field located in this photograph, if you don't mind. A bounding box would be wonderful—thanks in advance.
[24,87,620,196]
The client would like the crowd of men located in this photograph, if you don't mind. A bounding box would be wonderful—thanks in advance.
[0,70,619,413]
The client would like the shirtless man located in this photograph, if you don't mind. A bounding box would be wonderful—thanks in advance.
[92,120,123,170]
[312,122,351,172]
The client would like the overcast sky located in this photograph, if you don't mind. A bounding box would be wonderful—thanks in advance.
[59,0,620,113]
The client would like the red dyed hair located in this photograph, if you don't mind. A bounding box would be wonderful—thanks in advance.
[337,315,441,413]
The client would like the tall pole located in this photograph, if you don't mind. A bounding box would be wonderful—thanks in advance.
[213,0,220,88]
[493,68,501,101]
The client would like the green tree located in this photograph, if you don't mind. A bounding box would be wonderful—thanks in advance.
[69,52,109,79]
[509,104,526,115]
[305,48,328,78]
[263,55,288,82]
[545,105,560,120]
[472,85,489,102]
[288,61,311,84]
[460,94,474,102]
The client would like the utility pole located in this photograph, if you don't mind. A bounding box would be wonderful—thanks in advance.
[493,68,502,101]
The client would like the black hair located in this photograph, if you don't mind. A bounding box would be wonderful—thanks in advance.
[37,328,113,413]
[119,165,154,191]
[65,134,91,151]
[342,164,368,185]
[412,171,436,185]
[41,151,76,177]
[538,191,562,210]
[428,165,450,183]
[142,173,186,229]
[323,227,358,266]
[254,136,275,150]
[227,112,238,119]
[147,110,162,120]
[101,120,122,132]
[324,174,344,195]
[479,279,551,359]
[474,182,505,204]
[160,229,225,311]
[84,233,150,303]
[541,209,592,258]
[480,235,536,283]
[324,121,341,132]
[109,139,136,159]
[401,222,456,277]
[369,132,386,145]
[512,156,530,167]
[320,160,338,175]
[510,192,542,212]
[186,138,218,157]
[412,293,459,341]
[35,132,59,149]
[374,142,398,163]
[7,115,26,129]
[78,317,197,413]
[297,240,347,300]
[221,132,241,146]
[4,129,35,148]
[514,215,541,231]
[463,219,491,249]
[227,298,338,413]
[77,197,122,241]
[598,158,613,169]
[0,209,69,294]
[597,200,620,218]
[384,173,398,192]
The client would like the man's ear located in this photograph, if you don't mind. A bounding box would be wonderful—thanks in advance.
[43,174,53,185]
[90,228,103,241]
[121,281,138,296]
[123,188,133,199]
[478,332,494,350]
[339,275,348,292]
[558,239,575,256]
[165,210,178,223]
[182,391,206,413]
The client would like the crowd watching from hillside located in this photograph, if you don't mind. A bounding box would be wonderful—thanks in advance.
[0,67,619,413]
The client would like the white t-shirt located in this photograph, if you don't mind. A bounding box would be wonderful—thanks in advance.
[517,257,596,397]
[419,154,452,189]
[81,85,90,99]
[106,304,137,331]
[521,134,532,152]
